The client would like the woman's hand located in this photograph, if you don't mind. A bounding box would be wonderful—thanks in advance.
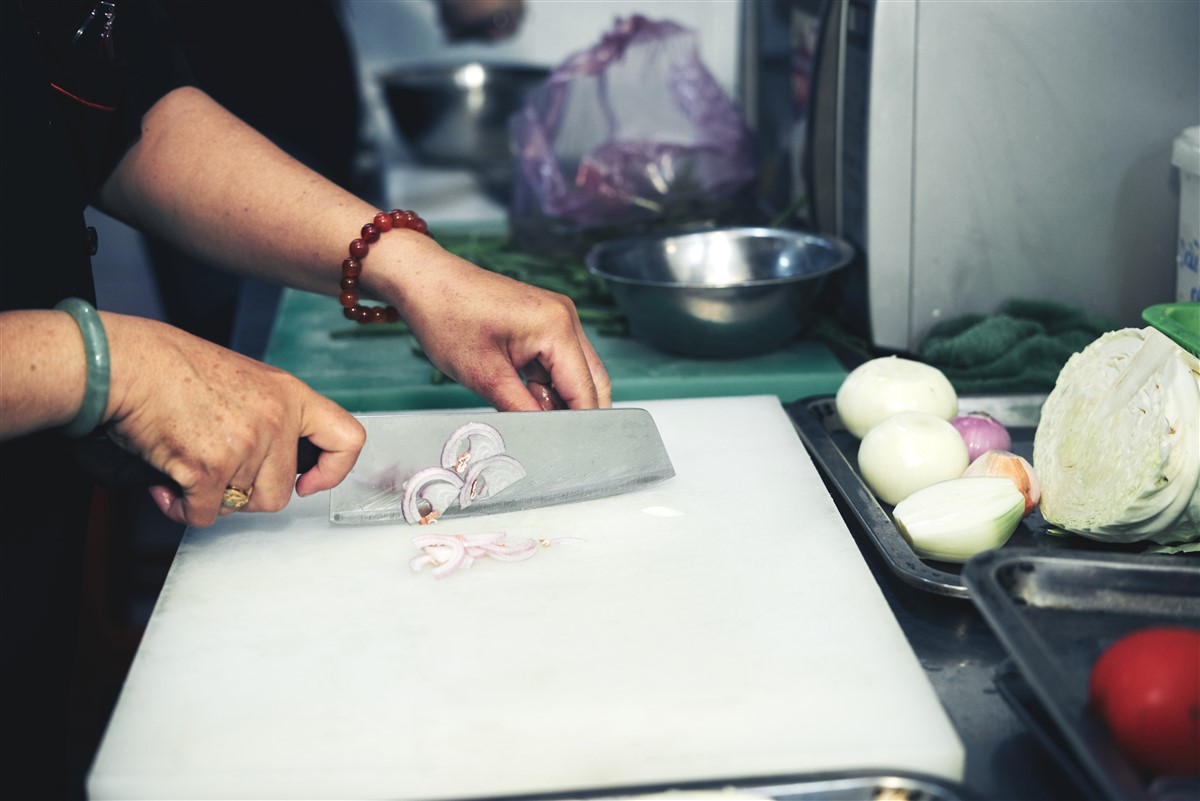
[370,233,613,412]
[101,313,365,527]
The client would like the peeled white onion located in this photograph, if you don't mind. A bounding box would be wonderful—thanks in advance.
[857,411,971,506]
[836,356,959,439]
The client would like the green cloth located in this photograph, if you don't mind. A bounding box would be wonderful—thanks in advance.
[918,299,1116,393]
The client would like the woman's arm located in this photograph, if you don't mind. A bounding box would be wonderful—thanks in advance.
[97,87,612,412]
[0,311,94,438]
[1,307,365,526]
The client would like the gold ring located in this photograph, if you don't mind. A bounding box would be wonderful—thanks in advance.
[221,484,253,511]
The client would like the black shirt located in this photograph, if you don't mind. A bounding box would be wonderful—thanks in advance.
[0,3,191,797]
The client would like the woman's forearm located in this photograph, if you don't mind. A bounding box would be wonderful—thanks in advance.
[0,310,91,440]
[96,86,384,297]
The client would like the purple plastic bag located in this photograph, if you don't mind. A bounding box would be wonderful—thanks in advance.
[510,15,755,236]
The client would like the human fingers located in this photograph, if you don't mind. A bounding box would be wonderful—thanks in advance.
[519,327,604,412]
[294,396,366,497]
[141,437,285,524]
[520,362,565,411]
[217,385,365,506]
[518,316,612,411]
[526,379,564,411]
[569,317,612,408]
[147,483,185,525]
[489,304,607,411]
[454,325,599,412]
[390,249,609,411]
[140,433,265,527]
[147,409,363,523]
[104,316,361,525]
[171,392,363,516]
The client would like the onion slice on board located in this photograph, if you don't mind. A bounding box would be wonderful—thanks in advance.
[409,532,539,579]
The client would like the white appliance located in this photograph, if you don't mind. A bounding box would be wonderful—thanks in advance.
[745,0,1200,352]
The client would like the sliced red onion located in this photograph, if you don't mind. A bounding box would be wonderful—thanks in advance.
[473,536,538,562]
[399,422,528,525]
[409,532,539,579]
[440,422,507,475]
[459,454,527,508]
[951,412,1012,463]
[401,467,464,524]
[409,534,469,577]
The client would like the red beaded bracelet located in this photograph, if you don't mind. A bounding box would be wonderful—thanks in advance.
[339,208,431,324]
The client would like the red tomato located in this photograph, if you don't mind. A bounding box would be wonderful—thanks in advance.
[1088,626,1200,777]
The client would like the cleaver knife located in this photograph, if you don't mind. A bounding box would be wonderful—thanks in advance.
[328,408,675,524]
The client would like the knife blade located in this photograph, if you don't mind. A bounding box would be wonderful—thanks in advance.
[328,408,675,524]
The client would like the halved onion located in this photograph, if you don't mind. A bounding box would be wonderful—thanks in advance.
[893,476,1025,563]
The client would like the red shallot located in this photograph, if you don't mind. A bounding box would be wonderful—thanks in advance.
[951,412,1012,462]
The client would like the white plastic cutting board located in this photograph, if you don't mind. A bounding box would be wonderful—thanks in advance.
[88,396,964,801]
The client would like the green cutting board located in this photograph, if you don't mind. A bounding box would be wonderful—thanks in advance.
[264,289,847,412]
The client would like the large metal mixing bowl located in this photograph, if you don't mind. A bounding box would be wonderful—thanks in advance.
[585,227,854,358]
[380,62,548,170]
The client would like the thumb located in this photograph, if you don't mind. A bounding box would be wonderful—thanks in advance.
[294,403,366,496]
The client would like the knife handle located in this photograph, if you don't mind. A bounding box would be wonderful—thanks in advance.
[71,433,321,489]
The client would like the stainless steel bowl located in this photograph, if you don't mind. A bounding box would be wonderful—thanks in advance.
[585,227,854,358]
[380,61,548,169]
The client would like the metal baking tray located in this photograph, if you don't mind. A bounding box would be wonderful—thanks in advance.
[963,549,1200,801]
[786,394,1144,599]
[528,771,965,801]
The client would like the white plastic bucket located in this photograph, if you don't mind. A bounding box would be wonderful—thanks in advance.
[1173,126,1200,302]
